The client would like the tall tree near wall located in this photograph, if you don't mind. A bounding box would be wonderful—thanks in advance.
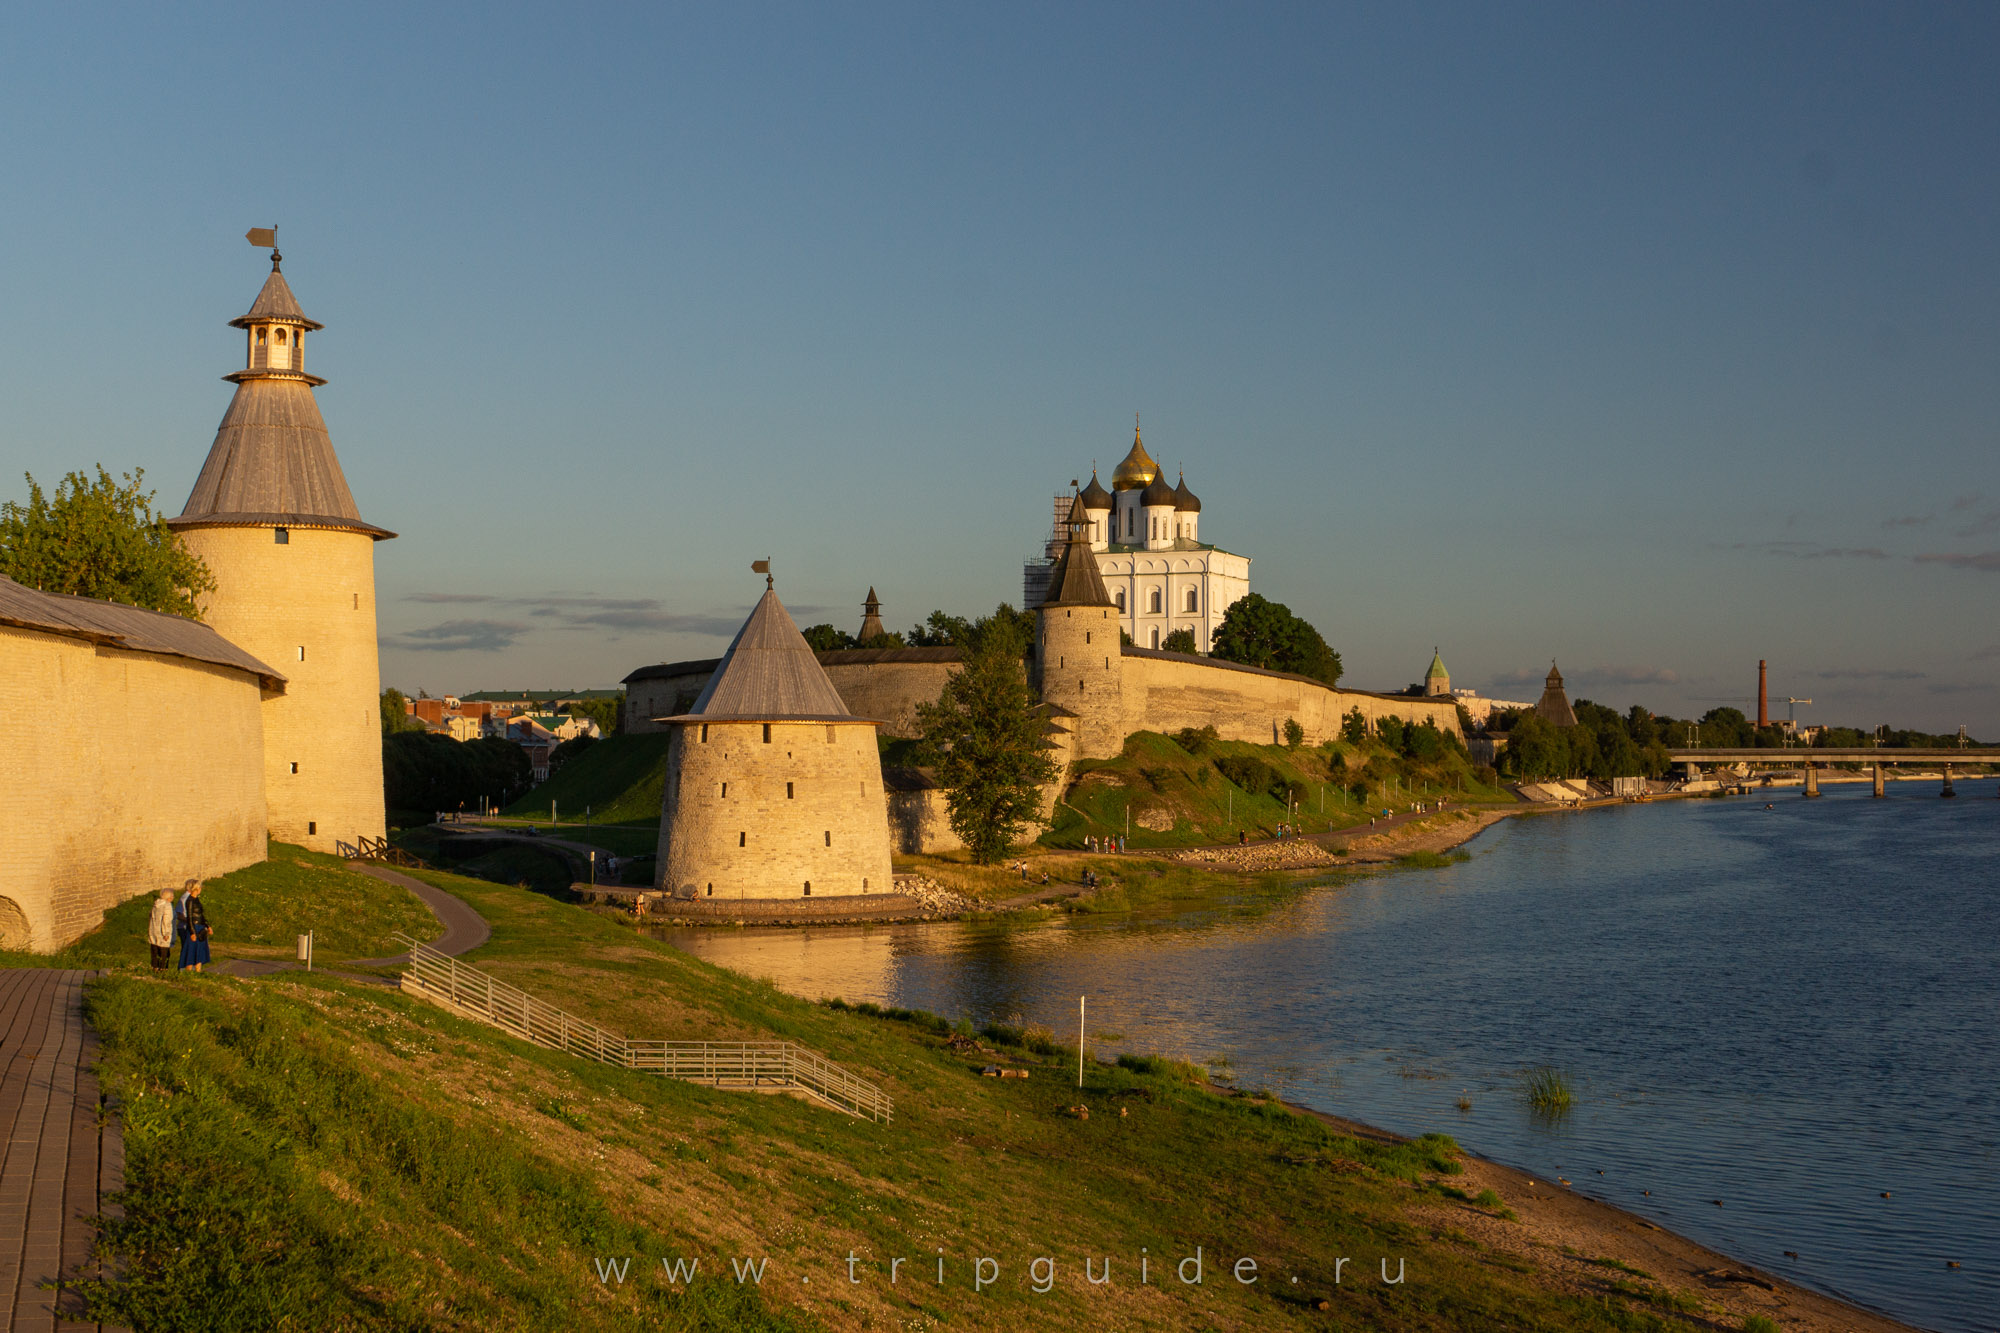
[1209,593,1343,688]
[0,467,215,618]
[914,616,1057,863]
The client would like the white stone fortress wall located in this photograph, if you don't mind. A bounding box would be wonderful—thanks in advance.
[0,623,268,951]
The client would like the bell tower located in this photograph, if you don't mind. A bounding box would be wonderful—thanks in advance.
[169,242,395,853]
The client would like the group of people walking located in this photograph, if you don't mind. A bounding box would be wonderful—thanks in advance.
[1083,835,1126,854]
[145,879,213,972]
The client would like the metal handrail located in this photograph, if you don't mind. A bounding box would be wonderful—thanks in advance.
[390,935,891,1121]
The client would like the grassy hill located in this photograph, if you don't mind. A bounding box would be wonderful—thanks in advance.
[505,732,670,824]
[52,857,1721,1331]
[1044,730,1513,850]
[0,841,443,971]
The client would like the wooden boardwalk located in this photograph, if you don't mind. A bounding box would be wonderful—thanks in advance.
[0,971,128,1333]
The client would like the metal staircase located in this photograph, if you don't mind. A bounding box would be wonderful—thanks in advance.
[391,934,892,1122]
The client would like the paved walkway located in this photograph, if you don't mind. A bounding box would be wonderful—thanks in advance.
[0,970,128,1333]
[215,864,492,981]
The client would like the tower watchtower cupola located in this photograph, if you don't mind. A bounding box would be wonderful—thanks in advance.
[228,249,326,383]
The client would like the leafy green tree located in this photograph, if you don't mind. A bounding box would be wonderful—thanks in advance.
[549,733,598,772]
[1210,593,1342,688]
[1341,708,1368,745]
[565,697,620,736]
[914,614,1056,862]
[1282,717,1305,748]
[1,466,215,618]
[907,604,1034,654]
[380,688,418,735]
[801,623,857,651]
[1161,627,1197,654]
[856,629,906,650]
[382,733,531,820]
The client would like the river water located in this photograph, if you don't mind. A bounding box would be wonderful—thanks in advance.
[662,784,2000,1332]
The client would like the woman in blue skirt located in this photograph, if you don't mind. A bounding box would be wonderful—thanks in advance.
[176,879,211,972]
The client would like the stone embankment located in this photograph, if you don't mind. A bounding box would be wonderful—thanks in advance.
[1165,807,1512,872]
[1172,840,1347,871]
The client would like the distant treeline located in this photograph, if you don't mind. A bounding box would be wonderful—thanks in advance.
[1494,703,1978,782]
[382,732,532,825]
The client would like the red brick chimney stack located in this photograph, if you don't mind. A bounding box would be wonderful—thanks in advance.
[1758,659,1769,729]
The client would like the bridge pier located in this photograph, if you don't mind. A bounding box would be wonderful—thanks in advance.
[1941,763,1955,799]
[1682,761,1701,785]
[1803,764,1820,798]
[1873,763,1886,798]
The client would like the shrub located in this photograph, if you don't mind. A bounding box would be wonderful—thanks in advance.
[1174,725,1219,756]
[1283,717,1305,748]
[1215,755,1280,798]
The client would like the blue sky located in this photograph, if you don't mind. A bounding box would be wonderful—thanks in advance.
[3,3,1996,731]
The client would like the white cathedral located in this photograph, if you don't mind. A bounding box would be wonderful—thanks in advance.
[1024,423,1251,652]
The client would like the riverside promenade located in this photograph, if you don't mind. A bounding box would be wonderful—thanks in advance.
[0,970,127,1333]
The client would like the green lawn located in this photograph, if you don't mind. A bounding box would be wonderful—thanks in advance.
[58,862,1716,1331]
[0,841,441,970]
[505,732,670,823]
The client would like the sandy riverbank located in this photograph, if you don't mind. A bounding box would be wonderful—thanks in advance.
[1276,1099,1924,1332]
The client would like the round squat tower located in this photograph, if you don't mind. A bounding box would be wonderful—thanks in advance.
[656,578,894,900]
[169,249,394,854]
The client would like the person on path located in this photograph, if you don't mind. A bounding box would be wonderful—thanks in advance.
[177,879,212,972]
[146,887,175,971]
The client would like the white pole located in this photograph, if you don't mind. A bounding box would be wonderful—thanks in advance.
[1078,996,1086,1088]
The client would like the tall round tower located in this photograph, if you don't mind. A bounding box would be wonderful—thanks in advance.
[168,248,394,854]
[1035,493,1125,759]
[656,576,894,900]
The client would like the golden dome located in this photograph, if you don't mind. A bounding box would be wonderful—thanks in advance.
[1110,422,1160,491]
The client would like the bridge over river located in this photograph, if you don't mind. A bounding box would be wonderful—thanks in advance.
[1667,747,2000,797]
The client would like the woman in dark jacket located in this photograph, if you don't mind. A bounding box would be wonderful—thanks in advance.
[177,879,212,972]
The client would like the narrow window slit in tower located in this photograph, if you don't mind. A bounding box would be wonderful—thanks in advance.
[700,724,709,742]
[786,782,794,799]
[706,884,713,896]
[824,830,831,846]
[803,882,812,897]
[298,645,306,661]
[308,821,316,835]
[720,782,727,798]
[274,527,288,544]
[763,723,772,743]
[289,762,298,774]
[738,832,746,847]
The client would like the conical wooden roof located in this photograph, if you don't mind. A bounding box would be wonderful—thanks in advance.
[231,264,321,329]
[1038,495,1115,608]
[172,261,391,539]
[1426,649,1449,680]
[681,589,857,721]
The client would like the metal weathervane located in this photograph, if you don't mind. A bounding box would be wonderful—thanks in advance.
[752,558,773,589]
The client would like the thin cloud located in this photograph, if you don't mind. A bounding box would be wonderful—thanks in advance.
[405,592,498,604]
[385,619,530,653]
[1491,664,1679,690]
[1727,541,1888,560]
[1913,551,2000,572]
[1882,513,1932,529]
[1811,667,1926,681]
[1925,680,1999,696]
[558,609,748,635]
